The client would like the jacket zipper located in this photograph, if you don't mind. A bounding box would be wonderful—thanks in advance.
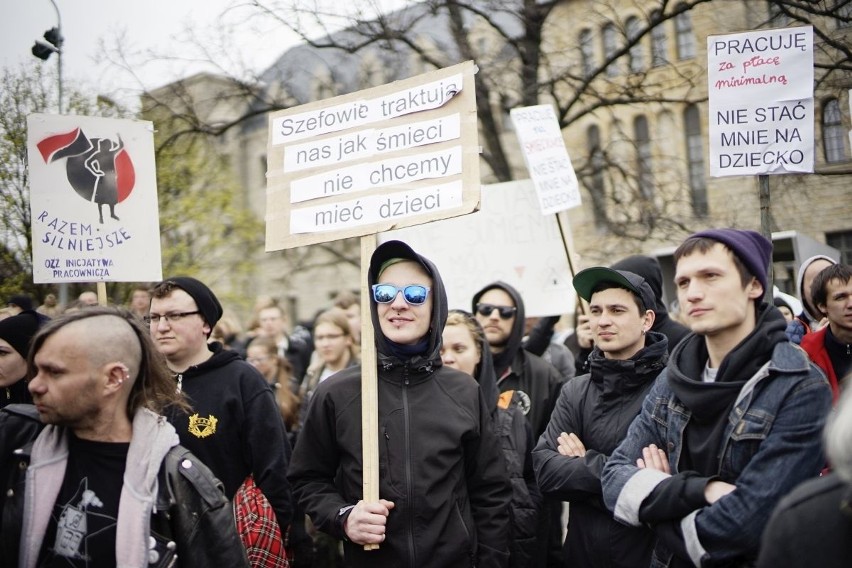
[175,373,183,393]
[403,364,416,567]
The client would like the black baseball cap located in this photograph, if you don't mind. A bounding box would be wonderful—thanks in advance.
[573,268,656,313]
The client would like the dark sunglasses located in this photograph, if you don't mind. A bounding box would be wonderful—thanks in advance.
[372,284,431,305]
[475,303,517,319]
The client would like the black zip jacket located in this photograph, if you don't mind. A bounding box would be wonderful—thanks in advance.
[288,240,511,567]
[532,332,668,568]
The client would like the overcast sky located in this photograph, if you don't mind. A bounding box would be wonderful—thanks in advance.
[0,0,313,106]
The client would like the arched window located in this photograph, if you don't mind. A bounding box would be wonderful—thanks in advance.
[626,17,645,73]
[675,4,696,60]
[683,105,707,216]
[580,29,595,78]
[634,115,654,199]
[586,125,608,227]
[602,23,620,77]
[650,10,668,67]
[822,98,847,163]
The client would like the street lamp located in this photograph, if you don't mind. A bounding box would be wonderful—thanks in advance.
[30,0,63,114]
[31,0,67,308]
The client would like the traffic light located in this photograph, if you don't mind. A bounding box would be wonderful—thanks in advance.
[31,27,62,61]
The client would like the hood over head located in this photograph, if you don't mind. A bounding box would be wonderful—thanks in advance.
[796,254,837,321]
[471,281,526,376]
[368,240,447,366]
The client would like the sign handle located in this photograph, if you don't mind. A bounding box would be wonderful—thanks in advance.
[97,282,108,306]
[555,211,588,315]
[758,175,774,294]
[359,233,380,551]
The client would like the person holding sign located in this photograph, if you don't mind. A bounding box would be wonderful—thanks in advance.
[288,240,511,567]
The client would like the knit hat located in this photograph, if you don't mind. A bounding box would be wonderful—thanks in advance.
[165,276,223,328]
[690,229,772,301]
[7,294,33,312]
[573,267,657,313]
[0,310,42,358]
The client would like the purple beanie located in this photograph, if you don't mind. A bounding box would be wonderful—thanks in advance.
[689,228,772,301]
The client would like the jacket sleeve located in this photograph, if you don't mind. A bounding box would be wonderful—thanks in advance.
[467,389,512,567]
[168,450,250,567]
[532,378,607,507]
[674,371,831,567]
[241,373,294,528]
[287,385,351,540]
[601,374,672,526]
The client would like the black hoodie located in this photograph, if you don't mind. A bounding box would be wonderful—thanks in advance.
[289,240,511,568]
[472,282,564,438]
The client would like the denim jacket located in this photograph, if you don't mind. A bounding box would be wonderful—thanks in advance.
[602,341,831,567]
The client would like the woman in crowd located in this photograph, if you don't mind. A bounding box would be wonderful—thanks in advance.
[441,310,541,568]
[246,336,299,436]
[300,308,359,402]
[0,309,48,408]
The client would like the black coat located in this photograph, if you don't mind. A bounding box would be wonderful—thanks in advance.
[532,332,668,568]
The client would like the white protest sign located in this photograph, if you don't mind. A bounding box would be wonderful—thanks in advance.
[510,104,581,214]
[384,180,575,316]
[708,26,814,177]
[266,61,480,250]
[26,114,162,283]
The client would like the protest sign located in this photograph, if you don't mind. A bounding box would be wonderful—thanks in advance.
[266,61,480,250]
[385,179,576,316]
[510,104,581,214]
[27,114,162,283]
[708,26,814,177]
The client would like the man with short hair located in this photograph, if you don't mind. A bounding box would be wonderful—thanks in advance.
[252,304,312,384]
[148,277,294,546]
[533,268,668,567]
[77,290,98,307]
[0,307,249,566]
[787,255,836,344]
[128,286,151,319]
[801,263,852,400]
[601,228,831,567]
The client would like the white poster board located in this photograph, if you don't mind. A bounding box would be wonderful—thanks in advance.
[26,114,162,283]
[266,61,481,250]
[707,26,814,177]
[384,180,575,316]
[510,104,581,214]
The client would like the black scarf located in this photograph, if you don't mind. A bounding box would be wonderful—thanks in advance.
[668,304,788,474]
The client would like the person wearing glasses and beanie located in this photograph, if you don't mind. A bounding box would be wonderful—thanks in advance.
[288,240,511,568]
[471,281,564,567]
[148,277,294,566]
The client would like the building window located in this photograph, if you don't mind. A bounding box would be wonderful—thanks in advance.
[650,10,668,67]
[675,4,696,60]
[626,17,645,73]
[684,105,707,216]
[768,2,791,27]
[822,98,847,163]
[586,125,608,227]
[634,115,654,200]
[602,23,620,77]
[580,28,595,78]
[827,231,852,264]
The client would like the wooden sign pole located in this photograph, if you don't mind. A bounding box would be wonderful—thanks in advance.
[359,233,380,551]
[96,282,108,306]
[556,210,588,315]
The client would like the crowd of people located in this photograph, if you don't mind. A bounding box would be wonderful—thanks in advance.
[0,227,849,567]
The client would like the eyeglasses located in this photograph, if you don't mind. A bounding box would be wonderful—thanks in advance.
[475,303,517,320]
[372,284,431,305]
[247,356,270,364]
[144,311,201,325]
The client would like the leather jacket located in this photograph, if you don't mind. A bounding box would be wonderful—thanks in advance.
[1,405,249,568]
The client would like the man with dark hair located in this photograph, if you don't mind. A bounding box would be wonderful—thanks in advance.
[801,263,852,401]
[149,277,294,561]
[602,228,831,567]
[0,307,249,567]
[534,268,668,567]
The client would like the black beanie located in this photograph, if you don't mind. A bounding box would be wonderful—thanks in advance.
[0,310,42,358]
[166,276,223,328]
[690,228,772,301]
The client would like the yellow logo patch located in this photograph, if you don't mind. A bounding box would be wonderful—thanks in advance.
[188,413,218,438]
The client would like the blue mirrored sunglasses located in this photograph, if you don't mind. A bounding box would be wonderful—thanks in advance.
[372,284,431,305]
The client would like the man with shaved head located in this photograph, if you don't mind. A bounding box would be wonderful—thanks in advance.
[0,307,249,567]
